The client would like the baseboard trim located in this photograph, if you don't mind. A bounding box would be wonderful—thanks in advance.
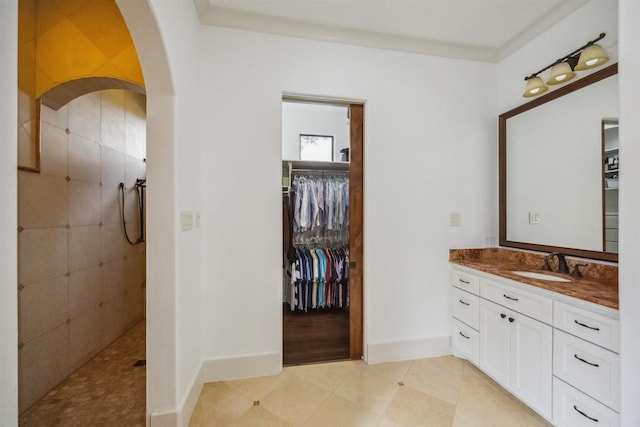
[366,336,451,364]
[198,352,281,383]
[178,371,204,427]
[149,409,178,427]
[151,352,282,426]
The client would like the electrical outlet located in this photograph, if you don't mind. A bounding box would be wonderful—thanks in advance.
[483,235,496,247]
[528,212,540,225]
[195,212,201,229]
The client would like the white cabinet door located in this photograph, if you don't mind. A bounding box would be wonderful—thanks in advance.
[479,299,510,387]
[510,311,552,419]
[480,299,552,420]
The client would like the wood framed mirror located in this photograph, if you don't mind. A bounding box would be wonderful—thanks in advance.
[499,63,618,262]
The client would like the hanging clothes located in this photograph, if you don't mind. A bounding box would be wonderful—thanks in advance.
[284,169,350,312]
[288,247,349,312]
[292,174,349,231]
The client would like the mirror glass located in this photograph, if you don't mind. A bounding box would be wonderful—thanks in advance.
[499,65,618,261]
[603,119,619,253]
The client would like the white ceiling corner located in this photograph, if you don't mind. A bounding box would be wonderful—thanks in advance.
[194,0,590,63]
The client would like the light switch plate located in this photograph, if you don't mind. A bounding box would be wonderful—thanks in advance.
[449,212,462,227]
[181,211,193,231]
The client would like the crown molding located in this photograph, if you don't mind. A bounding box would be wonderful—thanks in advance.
[196,4,499,62]
[195,1,590,63]
[499,0,590,61]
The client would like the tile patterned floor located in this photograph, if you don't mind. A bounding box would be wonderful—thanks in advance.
[19,321,146,427]
[17,323,553,427]
[190,356,553,427]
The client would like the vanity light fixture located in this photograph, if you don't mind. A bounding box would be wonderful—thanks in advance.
[575,43,609,70]
[523,76,548,97]
[522,33,609,98]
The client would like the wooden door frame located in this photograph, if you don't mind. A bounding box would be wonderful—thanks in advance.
[348,104,364,360]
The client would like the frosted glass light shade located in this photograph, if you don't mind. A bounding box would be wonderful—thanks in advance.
[546,62,576,85]
[523,77,548,98]
[574,44,609,71]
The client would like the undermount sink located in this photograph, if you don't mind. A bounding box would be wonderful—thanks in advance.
[511,271,571,282]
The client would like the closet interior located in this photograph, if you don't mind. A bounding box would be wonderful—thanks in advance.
[282,100,354,365]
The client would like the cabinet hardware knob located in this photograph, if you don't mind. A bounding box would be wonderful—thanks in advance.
[500,313,507,319]
[573,405,599,422]
[459,331,470,339]
[574,319,600,331]
[574,354,600,367]
[508,317,515,323]
[459,279,470,284]
[459,299,470,306]
[503,294,519,301]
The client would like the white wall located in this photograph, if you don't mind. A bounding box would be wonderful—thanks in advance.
[0,1,18,425]
[282,102,350,161]
[618,0,640,424]
[497,1,618,112]
[143,0,204,423]
[117,0,204,424]
[199,26,497,365]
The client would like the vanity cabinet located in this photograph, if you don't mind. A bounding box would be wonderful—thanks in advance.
[479,290,552,419]
[450,265,619,426]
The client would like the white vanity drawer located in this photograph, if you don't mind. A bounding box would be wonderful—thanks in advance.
[554,300,619,352]
[553,330,620,411]
[451,270,479,295]
[452,318,479,366]
[553,377,619,427]
[452,287,479,330]
[480,278,553,324]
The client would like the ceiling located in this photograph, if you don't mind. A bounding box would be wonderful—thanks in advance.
[193,0,590,62]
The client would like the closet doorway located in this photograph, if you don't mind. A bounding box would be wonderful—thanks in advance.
[281,98,363,365]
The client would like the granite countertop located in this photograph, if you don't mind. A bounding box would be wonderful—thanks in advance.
[449,248,618,310]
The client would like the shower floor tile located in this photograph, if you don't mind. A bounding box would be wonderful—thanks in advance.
[19,321,146,427]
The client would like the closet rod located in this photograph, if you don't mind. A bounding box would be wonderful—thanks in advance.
[291,168,349,174]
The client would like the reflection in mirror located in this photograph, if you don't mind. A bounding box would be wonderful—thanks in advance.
[499,64,618,262]
[602,119,618,253]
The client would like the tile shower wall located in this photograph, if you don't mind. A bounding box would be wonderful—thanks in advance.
[17,89,146,412]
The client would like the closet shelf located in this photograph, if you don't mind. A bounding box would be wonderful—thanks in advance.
[285,160,349,172]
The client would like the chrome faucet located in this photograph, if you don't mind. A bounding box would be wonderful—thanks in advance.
[542,252,570,274]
